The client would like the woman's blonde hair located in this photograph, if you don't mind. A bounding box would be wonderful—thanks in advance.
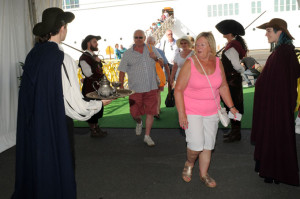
[195,32,216,56]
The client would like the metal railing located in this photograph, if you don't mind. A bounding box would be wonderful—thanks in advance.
[150,16,174,44]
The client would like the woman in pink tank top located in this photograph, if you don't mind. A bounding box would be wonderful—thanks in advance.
[174,32,239,188]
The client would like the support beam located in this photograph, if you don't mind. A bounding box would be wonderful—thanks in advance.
[28,0,37,46]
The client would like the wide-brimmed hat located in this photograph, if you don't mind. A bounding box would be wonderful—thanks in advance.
[216,19,245,36]
[33,7,75,37]
[257,18,294,40]
[81,35,101,50]
[176,36,192,48]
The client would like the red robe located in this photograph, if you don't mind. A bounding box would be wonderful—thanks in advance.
[251,44,300,186]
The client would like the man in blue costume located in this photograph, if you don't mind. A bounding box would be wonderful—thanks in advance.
[12,7,78,199]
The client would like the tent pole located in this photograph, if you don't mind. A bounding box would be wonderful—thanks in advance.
[28,0,37,46]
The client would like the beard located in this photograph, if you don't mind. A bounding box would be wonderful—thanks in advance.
[90,46,98,51]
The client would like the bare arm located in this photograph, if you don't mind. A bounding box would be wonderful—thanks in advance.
[174,59,191,129]
[119,71,125,89]
[149,47,163,65]
[170,62,178,86]
[164,63,171,85]
[157,58,164,66]
[218,61,239,115]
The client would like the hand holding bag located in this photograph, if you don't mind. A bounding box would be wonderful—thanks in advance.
[195,56,230,127]
[165,88,175,107]
[218,107,230,127]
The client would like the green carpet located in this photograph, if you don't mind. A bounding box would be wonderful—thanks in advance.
[74,87,255,129]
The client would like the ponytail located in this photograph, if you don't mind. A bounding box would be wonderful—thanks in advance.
[235,35,248,53]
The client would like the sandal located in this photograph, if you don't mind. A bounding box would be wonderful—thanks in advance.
[201,174,216,188]
[182,162,193,182]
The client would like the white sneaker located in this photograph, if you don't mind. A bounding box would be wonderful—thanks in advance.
[144,135,155,146]
[135,121,143,135]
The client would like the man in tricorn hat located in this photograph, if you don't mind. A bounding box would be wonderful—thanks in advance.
[12,7,111,199]
[216,19,248,143]
[79,35,108,137]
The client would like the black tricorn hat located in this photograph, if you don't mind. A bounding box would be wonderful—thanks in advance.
[33,7,75,37]
[81,35,101,50]
[216,19,245,36]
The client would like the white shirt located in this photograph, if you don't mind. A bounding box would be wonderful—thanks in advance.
[174,50,194,80]
[59,44,102,121]
[224,47,245,73]
[164,12,169,18]
[79,50,94,77]
[118,44,161,93]
[156,39,179,65]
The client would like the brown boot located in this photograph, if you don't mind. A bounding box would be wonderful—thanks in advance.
[223,130,231,138]
[90,126,106,138]
[95,125,107,137]
[182,148,200,182]
[90,127,103,138]
[223,120,241,143]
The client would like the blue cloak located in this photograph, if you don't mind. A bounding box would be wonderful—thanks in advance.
[12,42,76,198]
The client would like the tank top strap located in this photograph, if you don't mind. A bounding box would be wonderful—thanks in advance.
[188,57,196,72]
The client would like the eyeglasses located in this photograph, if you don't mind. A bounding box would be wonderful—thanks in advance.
[167,33,173,35]
[170,45,173,50]
[134,36,143,39]
[180,42,188,45]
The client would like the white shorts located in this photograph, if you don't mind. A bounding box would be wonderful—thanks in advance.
[185,114,219,151]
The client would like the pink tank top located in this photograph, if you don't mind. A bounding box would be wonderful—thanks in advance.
[184,57,222,116]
